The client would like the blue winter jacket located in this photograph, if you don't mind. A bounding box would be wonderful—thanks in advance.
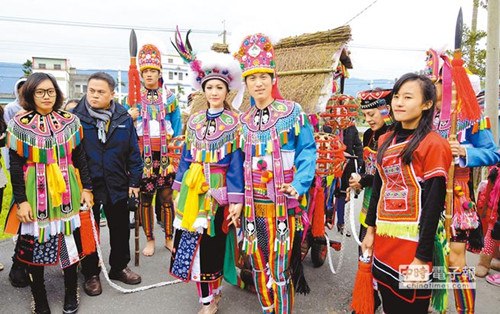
[73,98,143,205]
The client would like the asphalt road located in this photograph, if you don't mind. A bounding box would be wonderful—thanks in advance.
[1,194,499,313]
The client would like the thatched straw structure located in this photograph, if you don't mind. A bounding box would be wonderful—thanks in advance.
[270,25,352,114]
[188,25,352,116]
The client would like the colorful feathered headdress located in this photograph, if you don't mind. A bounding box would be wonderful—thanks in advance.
[171,27,242,92]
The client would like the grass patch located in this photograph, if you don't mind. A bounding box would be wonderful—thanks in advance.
[0,156,13,240]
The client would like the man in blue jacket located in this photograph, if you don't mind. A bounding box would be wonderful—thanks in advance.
[73,72,143,296]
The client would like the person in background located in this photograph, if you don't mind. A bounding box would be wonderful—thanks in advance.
[64,98,79,111]
[425,49,500,313]
[362,73,452,313]
[0,105,7,273]
[6,72,94,314]
[74,72,143,297]
[334,104,363,237]
[3,77,30,287]
[347,88,393,311]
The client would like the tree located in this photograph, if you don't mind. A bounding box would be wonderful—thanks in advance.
[460,0,488,78]
[22,59,32,77]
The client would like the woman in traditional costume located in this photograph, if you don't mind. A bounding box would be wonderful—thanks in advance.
[6,73,93,314]
[361,73,452,313]
[169,43,244,314]
[348,88,392,312]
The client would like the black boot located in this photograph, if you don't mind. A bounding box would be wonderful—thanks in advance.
[63,264,79,314]
[31,289,51,314]
[63,286,79,314]
[9,257,30,287]
[29,265,51,314]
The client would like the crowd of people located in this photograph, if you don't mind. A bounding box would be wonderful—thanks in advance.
[0,30,499,314]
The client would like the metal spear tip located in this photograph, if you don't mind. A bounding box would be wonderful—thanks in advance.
[454,7,463,51]
[130,29,138,57]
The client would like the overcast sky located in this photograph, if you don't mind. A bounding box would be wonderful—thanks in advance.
[0,0,488,80]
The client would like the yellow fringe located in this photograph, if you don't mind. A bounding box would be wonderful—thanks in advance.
[46,163,67,207]
[179,163,209,231]
[376,221,419,238]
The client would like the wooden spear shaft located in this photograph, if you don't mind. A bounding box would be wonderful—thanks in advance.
[135,207,140,266]
[445,82,458,245]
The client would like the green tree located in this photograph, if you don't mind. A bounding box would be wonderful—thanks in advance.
[22,59,32,77]
[460,0,488,77]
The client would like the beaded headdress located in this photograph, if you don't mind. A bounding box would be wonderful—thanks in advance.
[138,44,162,72]
[233,33,276,77]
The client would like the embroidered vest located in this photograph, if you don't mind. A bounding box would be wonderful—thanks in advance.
[375,139,421,240]
[7,110,83,242]
[186,109,240,163]
[139,87,176,177]
[240,100,308,255]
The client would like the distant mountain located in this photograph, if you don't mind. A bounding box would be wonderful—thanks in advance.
[343,77,395,97]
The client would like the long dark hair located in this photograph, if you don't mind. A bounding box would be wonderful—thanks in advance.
[20,72,64,112]
[377,73,436,165]
[0,106,6,134]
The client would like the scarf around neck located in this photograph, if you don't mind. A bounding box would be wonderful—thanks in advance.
[85,99,115,143]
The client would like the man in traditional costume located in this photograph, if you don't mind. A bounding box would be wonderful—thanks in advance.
[133,44,182,255]
[234,33,317,314]
[426,49,500,313]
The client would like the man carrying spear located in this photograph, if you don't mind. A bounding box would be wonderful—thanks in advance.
[127,31,183,258]
[427,9,500,313]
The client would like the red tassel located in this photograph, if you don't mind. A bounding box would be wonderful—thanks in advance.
[451,51,481,123]
[312,186,325,237]
[351,261,375,314]
[79,210,97,255]
[128,57,141,106]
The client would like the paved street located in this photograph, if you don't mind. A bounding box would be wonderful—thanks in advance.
[1,194,499,313]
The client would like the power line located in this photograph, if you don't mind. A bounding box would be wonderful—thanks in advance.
[0,16,221,34]
[344,0,380,25]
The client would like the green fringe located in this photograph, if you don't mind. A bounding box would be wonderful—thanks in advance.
[431,220,449,313]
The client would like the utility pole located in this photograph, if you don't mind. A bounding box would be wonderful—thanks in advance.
[221,20,227,44]
[470,0,479,66]
[485,0,500,143]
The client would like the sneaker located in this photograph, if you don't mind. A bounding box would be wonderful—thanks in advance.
[0,262,4,271]
[485,273,500,287]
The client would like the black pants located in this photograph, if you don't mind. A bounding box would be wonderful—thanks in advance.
[81,198,130,279]
[378,284,430,314]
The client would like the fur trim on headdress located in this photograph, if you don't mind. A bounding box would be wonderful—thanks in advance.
[189,51,242,92]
